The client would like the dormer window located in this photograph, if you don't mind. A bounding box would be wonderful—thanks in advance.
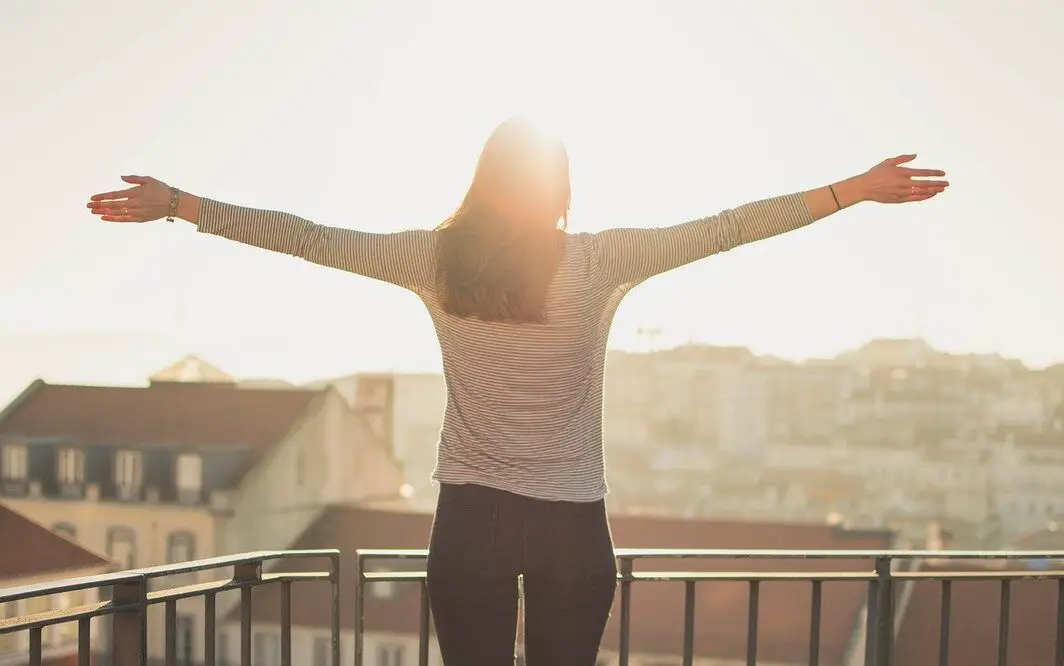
[114,450,142,500]
[1,444,27,481]
[175,454,203,504]
[57,448,85,486]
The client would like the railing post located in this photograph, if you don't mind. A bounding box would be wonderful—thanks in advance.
[355,552,365,666]
[618,557,633,666]
[330,552,341,666]
[874,557,894,666]
[235,562,263,666]
[112,577,148,666]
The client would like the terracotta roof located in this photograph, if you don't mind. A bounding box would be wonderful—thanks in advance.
[235,506,892,664]
[0,503,110,580]
[893,561,1062,666]
[0,380,321,450]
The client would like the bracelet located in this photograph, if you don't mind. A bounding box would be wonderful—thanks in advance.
[166,187,181,222]
[828,184,842,211]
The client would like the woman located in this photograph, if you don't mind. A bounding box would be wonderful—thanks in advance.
[87,118,947,665]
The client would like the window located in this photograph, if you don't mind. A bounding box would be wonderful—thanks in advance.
[53,522,77,539]
[106,527,137,569]
[312,637,330,666]
[57,448,84,485]
[167,532,196,563]
[376,645,404,666]
[176,453,203,491]
[253,632,280,666]
[175,614,195,666]
[1,444,27,480]
[115,450,142,496]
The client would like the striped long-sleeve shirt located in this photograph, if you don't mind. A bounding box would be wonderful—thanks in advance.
[197,194,814,502]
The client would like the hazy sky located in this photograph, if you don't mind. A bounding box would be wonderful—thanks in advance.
[2,0,1063,397]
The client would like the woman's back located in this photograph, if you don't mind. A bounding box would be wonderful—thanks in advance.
[427,232,624,502]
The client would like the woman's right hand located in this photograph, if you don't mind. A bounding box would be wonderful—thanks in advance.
[853,155,949,204]
[87,175,177,223]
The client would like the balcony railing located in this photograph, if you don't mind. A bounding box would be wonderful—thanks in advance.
[356,548,1064,666]
[3,548,1062,666]
[0,550,339,666]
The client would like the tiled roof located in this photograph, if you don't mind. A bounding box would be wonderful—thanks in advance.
[234,506,891,664]
[0,503,110,580]
[893,561,1061,666]
[0,380,321,450]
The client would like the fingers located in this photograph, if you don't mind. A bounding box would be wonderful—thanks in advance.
[886,154,917,166]
[910,179,950,189]
[90,186,140,202]
[87,201,149,223]
[121,175,154,185]
[899,167,946,177]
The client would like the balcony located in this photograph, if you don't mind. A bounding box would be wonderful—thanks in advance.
[0,549,1062,666]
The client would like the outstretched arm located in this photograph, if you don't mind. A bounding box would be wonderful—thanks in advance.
[87,177,437,293]
[592,155,948,288]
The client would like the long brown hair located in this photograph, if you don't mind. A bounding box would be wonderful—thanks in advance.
[435,118,571,324]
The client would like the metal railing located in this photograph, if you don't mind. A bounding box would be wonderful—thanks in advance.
[4,547,1062,666]
[0,550,339,666]
[356,548,1064,666]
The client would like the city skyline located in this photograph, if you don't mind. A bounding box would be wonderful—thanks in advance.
[4,1,1064,390]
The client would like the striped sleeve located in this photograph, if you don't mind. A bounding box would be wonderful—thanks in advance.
[196,199,437,292]
[590,193,814,287]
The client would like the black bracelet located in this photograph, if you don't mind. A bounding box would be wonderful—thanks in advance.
[828,184,842,211]
[166,187,181,222]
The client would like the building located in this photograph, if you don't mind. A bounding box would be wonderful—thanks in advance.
[0,503,112,666]
[224,506,894,666]
[0,373,405,664]
[312,372,446,510]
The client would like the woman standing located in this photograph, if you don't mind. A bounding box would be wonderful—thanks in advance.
[88,118,947,665]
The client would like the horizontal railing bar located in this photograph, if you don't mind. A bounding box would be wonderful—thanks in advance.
[619,549,1064,560]
[632,571,878,582]
[0,600,138,635]
[895,570,1064,581]
[0,572,144,603]
[147,572,333,604]
[361,569,1064,583]
[2,570,334,633]
[128,549,339,579]
[0,550,339,605]
[357,548,1064,561]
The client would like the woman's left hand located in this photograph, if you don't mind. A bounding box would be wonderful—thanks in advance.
[87,175,174,223]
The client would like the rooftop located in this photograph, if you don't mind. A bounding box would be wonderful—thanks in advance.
[0,379,322,451]
[0,503,110,580]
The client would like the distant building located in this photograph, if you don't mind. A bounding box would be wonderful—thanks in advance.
[0,371,405,665]
[0,502,111,666]
[311,372,445,509]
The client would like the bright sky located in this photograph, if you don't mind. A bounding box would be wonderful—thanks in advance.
[1,0,1063,400]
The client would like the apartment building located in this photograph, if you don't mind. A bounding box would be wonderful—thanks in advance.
[0,503,112,666]
[0,372,405,664]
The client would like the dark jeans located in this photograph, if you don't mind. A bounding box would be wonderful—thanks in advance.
[427,483,618,666]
